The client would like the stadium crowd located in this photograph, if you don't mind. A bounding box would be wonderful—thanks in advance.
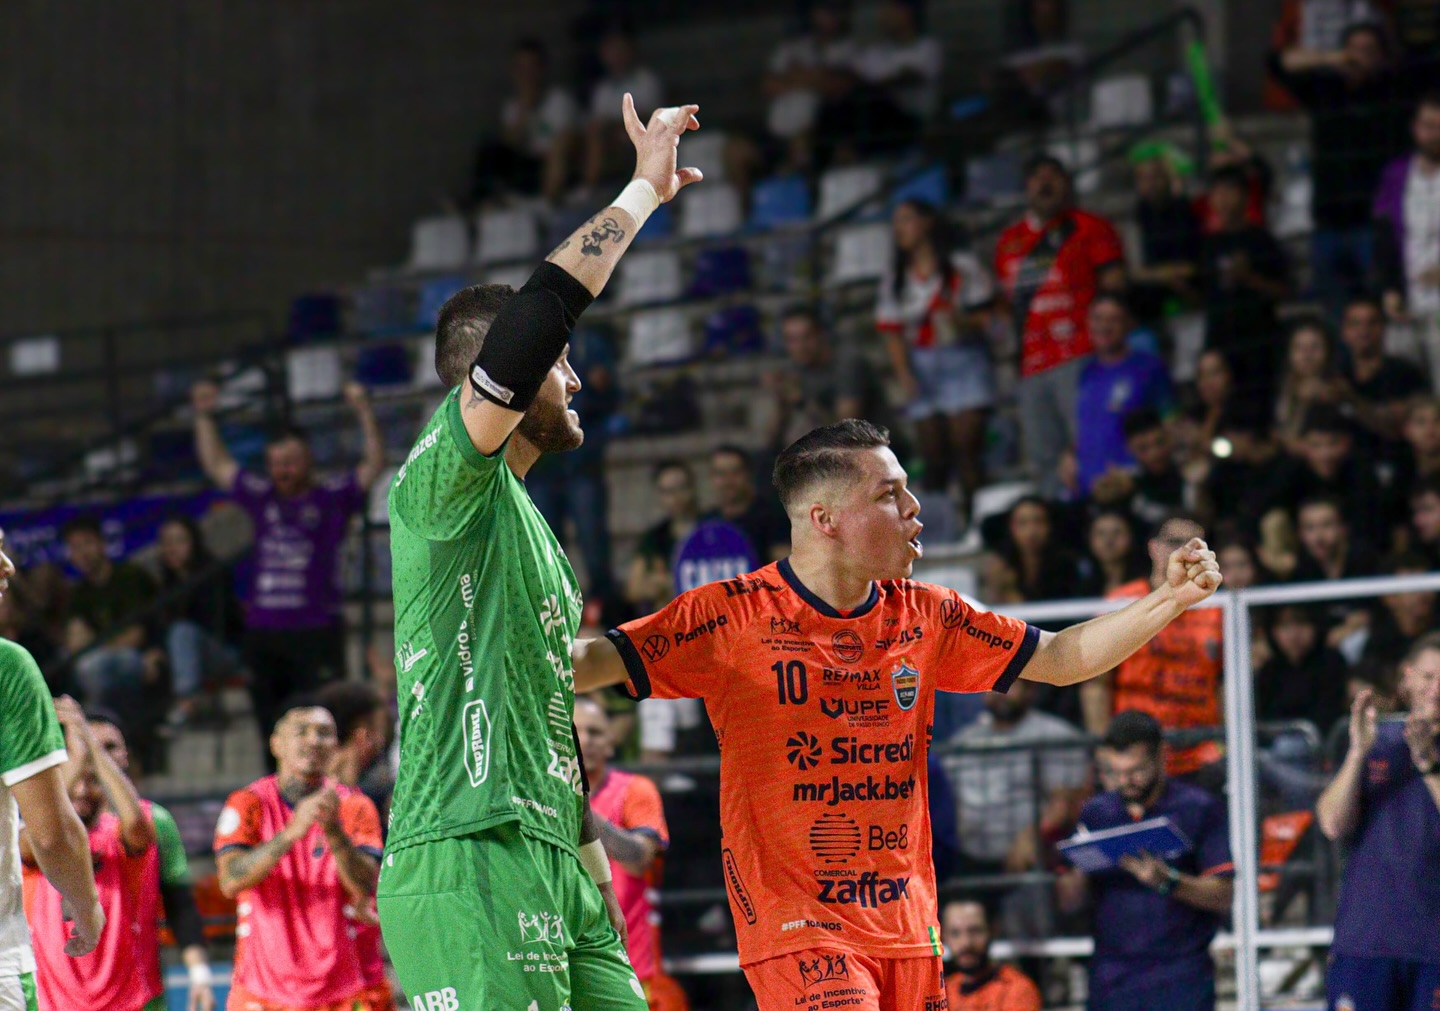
[1,0,1440,1009]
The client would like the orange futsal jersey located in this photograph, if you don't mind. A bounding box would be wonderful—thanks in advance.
[608,559,1038,967]
[1107,578,1223,775]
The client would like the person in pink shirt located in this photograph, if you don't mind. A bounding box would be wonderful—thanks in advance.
[575,695,689,1011]
[214,696,382,1011]
[22,695,161,1011]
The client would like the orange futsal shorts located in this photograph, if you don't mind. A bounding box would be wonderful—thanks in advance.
[226,983,375,1011]
[643,971,692,1011]
[743,949,948,1011]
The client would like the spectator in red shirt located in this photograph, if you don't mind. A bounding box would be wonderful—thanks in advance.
[995,154,1126,494]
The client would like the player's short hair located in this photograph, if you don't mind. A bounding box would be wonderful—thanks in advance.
[1023,152,1069,181]
[1102,710,1164,755]
[435,284,519,388]
[574,693,608,720]
[84,706,128,741]
[314,681,386,743]
[1150,510,1201,542]
[1208,164,1250,193]
[1089,289,1132,317]
[1342,293,1385,319]
[652,459,693,484]
[59,515,104,541]
[772,419,891,512]
[273,692,333,729]
[711,444,752,468]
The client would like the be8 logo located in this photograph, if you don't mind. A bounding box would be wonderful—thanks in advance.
[868,824,909,850]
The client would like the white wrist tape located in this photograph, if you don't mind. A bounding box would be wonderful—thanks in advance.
[612,179,660,230]
[580,839,612,885]
[187,963,214,988]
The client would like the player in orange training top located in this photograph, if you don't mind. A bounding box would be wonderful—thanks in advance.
[573,419,1222,1011]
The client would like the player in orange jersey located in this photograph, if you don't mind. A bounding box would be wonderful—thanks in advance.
[573,419,1221,1011]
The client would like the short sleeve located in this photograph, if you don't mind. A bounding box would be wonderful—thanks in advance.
[0,640,67,788]
[1086,217,1125,270]
[214,789,263,855]
[151,803,192,886]
[621,776,670,848]
[927,590,1039,695]
[606,582,740,701]
[323,471,367,518]
[388,392,512,540]
[875,272,904,333]
[340,793,384,858]
[950,251,997,309]
[229,469,274,516]
[1196,795,1234,877]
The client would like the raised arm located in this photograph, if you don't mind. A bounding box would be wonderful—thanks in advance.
[1022,539,1221,687]
[461,94,702,456]
[13,767,104,956]
[344,382,386,491]
[57,697,155,855]
[190,381,239,491]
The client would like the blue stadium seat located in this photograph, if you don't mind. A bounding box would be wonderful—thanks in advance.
[889,165,949,209]
[634,200,674,243]
[355,343,414,387]
[748,175,812,230]
[688,246,751,298]
[703,304,764,357]
[416,274,471,329]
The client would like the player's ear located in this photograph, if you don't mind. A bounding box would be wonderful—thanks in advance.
[809,502,837,538]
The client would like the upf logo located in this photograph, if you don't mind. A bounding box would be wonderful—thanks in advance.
[518,910,565,947]
[411,988,459,1011]
[820,698,889,719]
[891,661,919,711]
[787,731,822,770]
[642,635,670,662]
[771,617,801,635]
[831,629,864,662]
[798,953,849,986]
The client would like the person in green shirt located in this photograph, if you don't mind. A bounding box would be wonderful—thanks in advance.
[378,94,703,1011]
[0,527,104,1011]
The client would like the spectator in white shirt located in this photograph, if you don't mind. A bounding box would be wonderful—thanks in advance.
[877,199,998,526]
[583,23,665,190]
[473,38,578,205]
[1376,91,1440,389]
[764,0,860,171]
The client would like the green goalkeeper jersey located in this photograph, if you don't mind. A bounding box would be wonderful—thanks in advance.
[386,390,585,857]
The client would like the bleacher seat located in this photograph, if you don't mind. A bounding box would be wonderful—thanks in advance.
[475,207,540,264]
[635,200,675,243]
[702,304,763,357]
[817,164,885,220]
[627,308,697,367]
[486,263,534,291]
[354,344,413,387]
[415,274,471,328]
[1090,74,1153,129]
[407,215,470,272]
[618,249,684,306]
[9,335,59,376]
[350,285,410,336]
[285,346,343,402]
[828,222,893,284]
[749,176,812,230]
[678,130,729,184]
[687,246,750,298]
[971,481,1037,532]
[1046,136,1101,195]
[412,336,445,389]
[889,165,949,210]
[964,151,1024,206]
[678,183,743,239]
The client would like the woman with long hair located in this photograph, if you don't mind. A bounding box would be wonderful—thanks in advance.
[876,199,998,527]
[1274,316,1346,452]
[1176,349,1235,478]
[1077,507,1149,597]
[156,514,241,728]
[983,496,1080,603]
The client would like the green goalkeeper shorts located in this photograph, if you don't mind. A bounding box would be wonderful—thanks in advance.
[377,823,648,1011]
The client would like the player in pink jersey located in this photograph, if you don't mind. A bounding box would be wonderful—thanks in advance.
[575,695,691,1011]
[214,697,383,1011]
[316,681,395,1011]
[22,696,162,1011]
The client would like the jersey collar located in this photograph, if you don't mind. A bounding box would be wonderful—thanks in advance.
[778,557,879,620]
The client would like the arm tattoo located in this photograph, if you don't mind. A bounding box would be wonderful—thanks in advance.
[580,217,626,256]
[219,833,294,891]
[595,813,655,867]
[549,236,572,256]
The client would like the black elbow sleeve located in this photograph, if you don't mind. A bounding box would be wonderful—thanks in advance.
[159,881,207,951]
[469,262,595,412]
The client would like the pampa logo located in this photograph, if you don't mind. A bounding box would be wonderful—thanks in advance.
[462,699,491,786]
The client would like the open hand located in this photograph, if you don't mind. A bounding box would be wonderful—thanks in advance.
[1164,537,1222,608]
[1349,688,1379,756]
[622,94,702,203]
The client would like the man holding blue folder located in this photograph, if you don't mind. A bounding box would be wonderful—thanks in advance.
[1058,711,1234,1011]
